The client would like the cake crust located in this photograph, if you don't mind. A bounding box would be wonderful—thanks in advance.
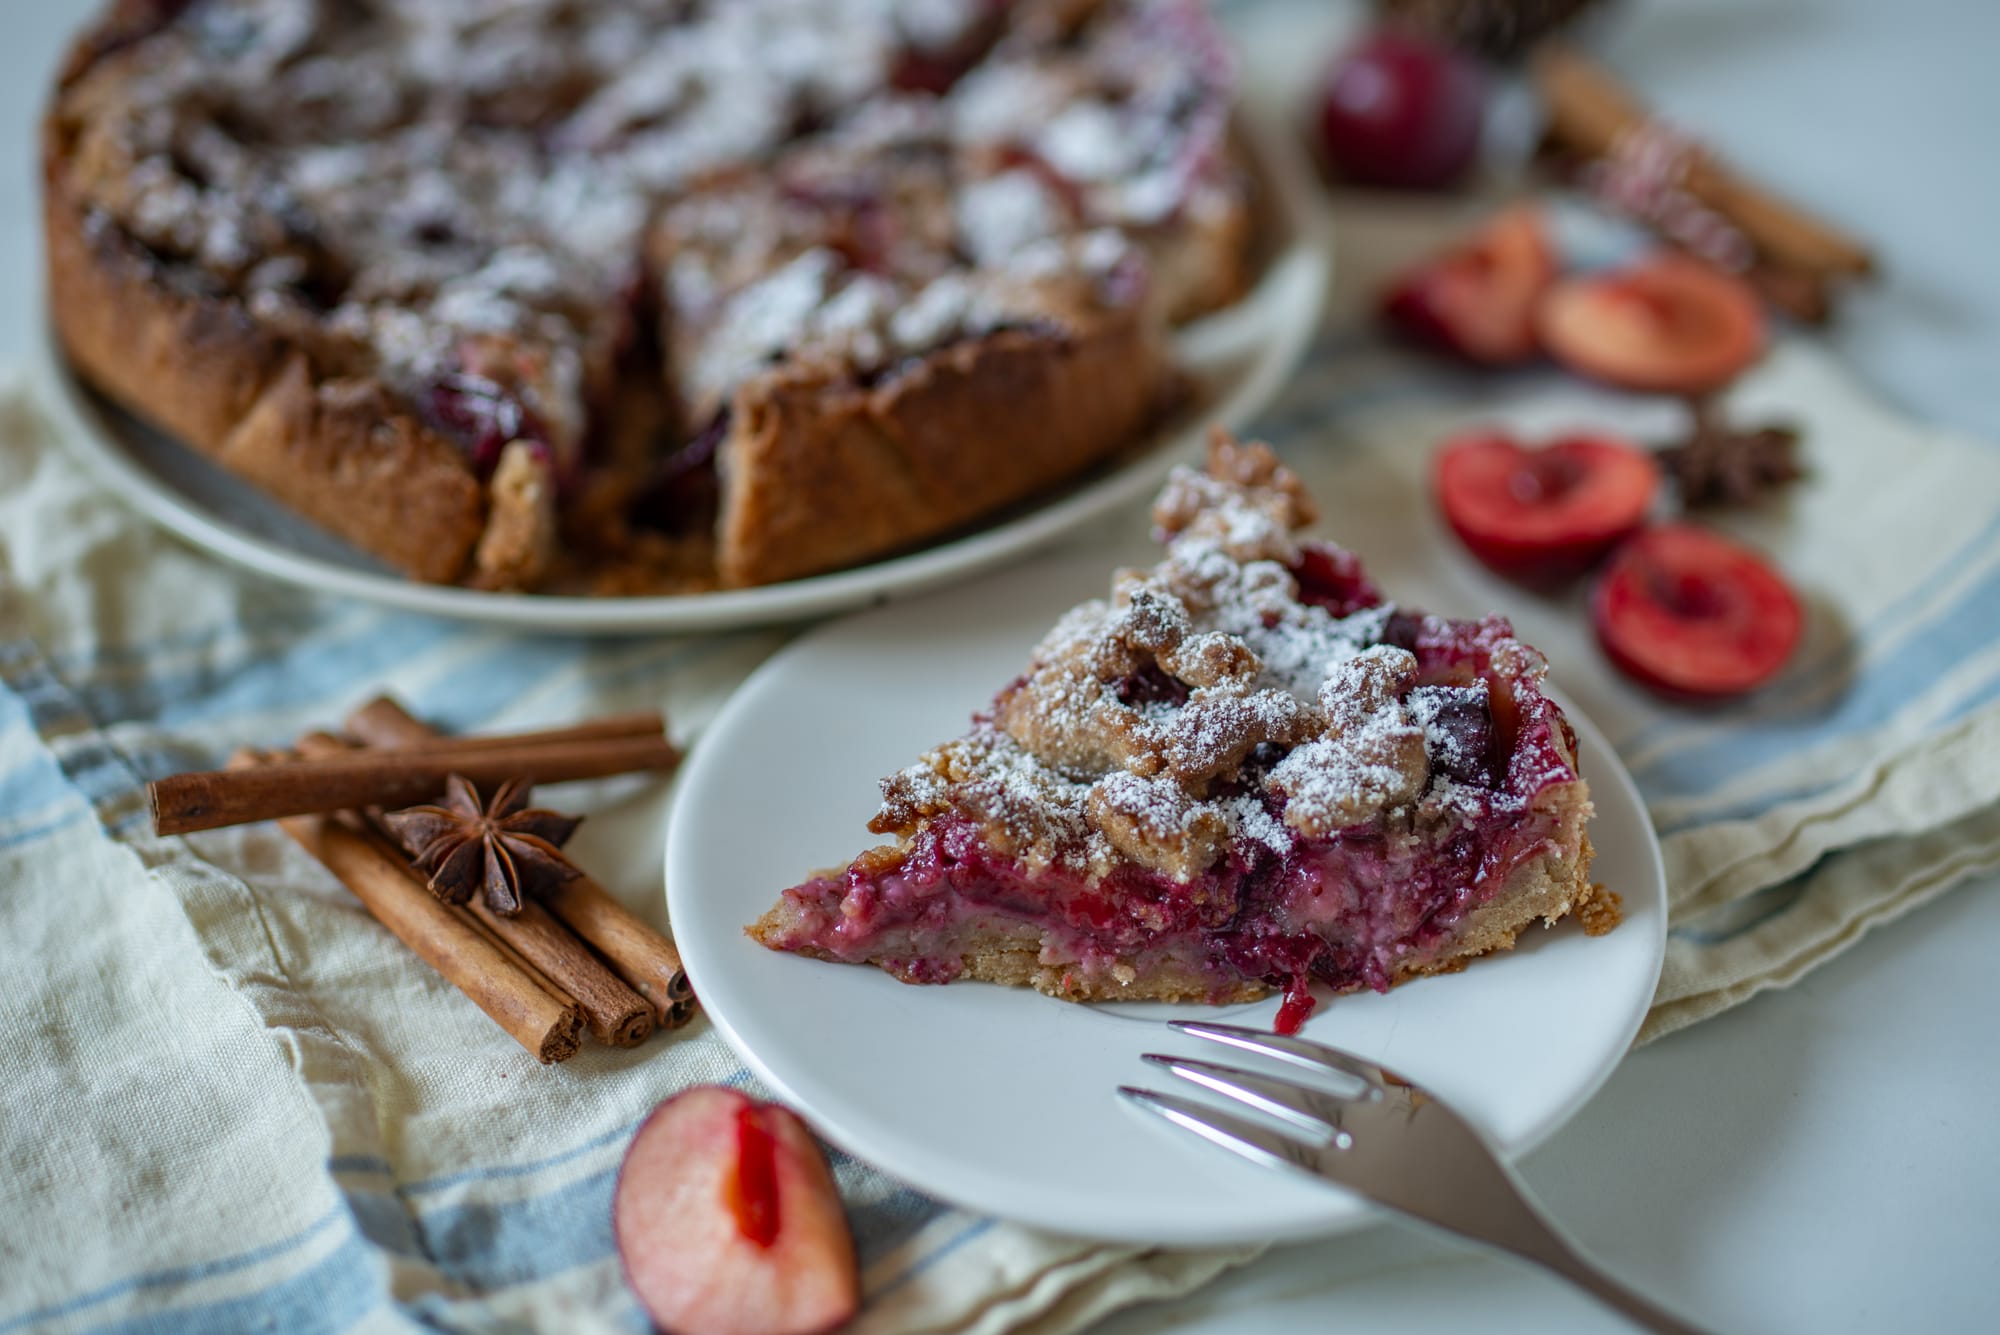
[46,135,1170,591]
[719,315,1165,587]
[42,124,489,584]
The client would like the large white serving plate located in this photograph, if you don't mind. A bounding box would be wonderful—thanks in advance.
[35,110,1329,635]
[667,545,1668,1246]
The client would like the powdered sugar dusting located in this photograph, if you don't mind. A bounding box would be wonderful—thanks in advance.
[1267,648,1427,836]
[679,234,1138,416]
[1224,792,1291,856]
[957,170,1065,266]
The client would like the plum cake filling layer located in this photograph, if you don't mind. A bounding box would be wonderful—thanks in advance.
[751,435,1597,1031]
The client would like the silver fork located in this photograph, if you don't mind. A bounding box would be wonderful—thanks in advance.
[1121,1020,1712,1335]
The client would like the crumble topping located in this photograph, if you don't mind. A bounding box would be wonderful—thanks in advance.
[1265,647,1427,838]
[676,230,1140,421]
[952,0,1235,227]
[1575,885,1624,937]
[957,170,1068,267]
[871,435,1557,882]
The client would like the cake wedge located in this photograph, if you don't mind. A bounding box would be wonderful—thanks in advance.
[750,433,1599,1032]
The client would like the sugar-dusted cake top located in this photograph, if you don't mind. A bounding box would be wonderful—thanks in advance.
[67,0,1235,453]
[872,434,1562,882]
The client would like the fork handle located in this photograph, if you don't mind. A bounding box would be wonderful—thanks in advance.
[1516,1234,1714,1335]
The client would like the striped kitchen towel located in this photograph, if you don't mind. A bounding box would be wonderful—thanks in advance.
[3,324,1998,1334]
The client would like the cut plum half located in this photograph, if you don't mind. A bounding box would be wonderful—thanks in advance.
[1537,257,1766,395]
[614,1086,860,1335]
[1590,524,1802,698]
[1381,206,1557,365]
[1435,429,1661,579]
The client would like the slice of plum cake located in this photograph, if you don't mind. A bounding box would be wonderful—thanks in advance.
[750,433,1600,1032]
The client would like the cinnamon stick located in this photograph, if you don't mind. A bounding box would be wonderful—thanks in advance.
[295,732,657,1048]
[151,733,681,836]
[344,814,651,1049]
[236,751,583,1064]
[472,900,655,1046]
[544,876,697,1030]
[1534,46,1874,278]
[346,699,667,753]
[345,698,698,1030]
[451,894,581,1013]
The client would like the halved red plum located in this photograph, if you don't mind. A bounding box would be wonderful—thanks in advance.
[1590,524,1802,697]
[614,1086,860,1335]
[1435,429,1661,579]
[1537,257,1766,395]
[1381,206,1558,365]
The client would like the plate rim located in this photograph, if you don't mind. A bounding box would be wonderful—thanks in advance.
[30,111,1330,635]
[666,568,1668,1245]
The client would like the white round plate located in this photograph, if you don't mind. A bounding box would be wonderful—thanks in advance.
[669,546,1668,1247]
[35,113,1328,635]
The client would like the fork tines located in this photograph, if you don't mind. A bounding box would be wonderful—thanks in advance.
[1117,1082,1328,1173]
[1118,1022,1404,1175]
[1161,1020,1393,1085]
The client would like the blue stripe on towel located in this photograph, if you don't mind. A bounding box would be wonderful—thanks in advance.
[1667,877,1816,947]
[871,1217,998,1301]
[0,1208,352,1335]
[63,613,465,730]
[0,644,95,739]
[343,1186,431,1263]
[0,806,93,851]
[408,1168,619,1293]
[332,1163,945,1301]
[396,1119,642,1199]
[77,1229,383,1335]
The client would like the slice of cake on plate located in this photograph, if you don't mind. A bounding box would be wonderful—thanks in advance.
[750,433,1599,1032]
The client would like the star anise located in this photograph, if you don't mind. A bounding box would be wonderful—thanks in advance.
[381,775,584,916]
[1657,403,1805,508]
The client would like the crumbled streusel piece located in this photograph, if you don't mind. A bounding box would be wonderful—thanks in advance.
[1267,647,1429,836]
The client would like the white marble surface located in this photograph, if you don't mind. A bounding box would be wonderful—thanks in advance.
[6,3,1997,1332]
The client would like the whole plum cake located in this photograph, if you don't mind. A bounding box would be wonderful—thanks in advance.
[43,0,1251,592]
[751,435,1602,1032]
